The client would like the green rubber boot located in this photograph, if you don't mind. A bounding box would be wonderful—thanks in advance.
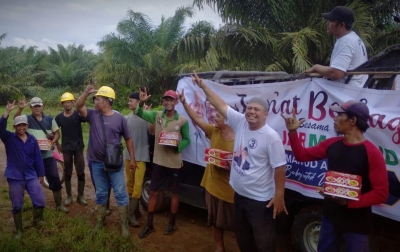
[94,204,107,232]
[65,180,72,206]
[32,207,44,226]
[13,212,23,240]
[77,181,88,205]
[128,197,140,227]
[118,205,130,238]
[53,190,69,213]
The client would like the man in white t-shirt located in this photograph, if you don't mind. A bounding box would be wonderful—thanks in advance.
[305,6,368,88]
[191,72,287,252]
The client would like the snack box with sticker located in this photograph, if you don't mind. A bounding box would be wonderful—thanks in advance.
[158,138,178,146]
[204,148,233,160]
[323,184,361,201]
[204,155,230,169]
[159,131,181,140]
[323,171,362,201]
[37,139,53,151]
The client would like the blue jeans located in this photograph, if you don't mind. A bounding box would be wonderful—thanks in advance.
[318,216,369,252]
[91,161,128,206]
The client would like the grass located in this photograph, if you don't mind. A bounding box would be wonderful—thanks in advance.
[0,187,145,252]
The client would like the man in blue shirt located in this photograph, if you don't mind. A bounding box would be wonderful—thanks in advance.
[0,101,46,240]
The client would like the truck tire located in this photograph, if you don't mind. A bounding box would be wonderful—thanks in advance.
[43,159,65,188]
[140,177,168,212]
[292,205,322,252]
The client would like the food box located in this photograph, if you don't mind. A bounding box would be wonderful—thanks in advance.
[323,171,362,201]
[204,148,233,160]
[37,139,53,150]
[158,131,180,146]
[205,155,230,169]
[323,184,361,201]
[158,138,178,146]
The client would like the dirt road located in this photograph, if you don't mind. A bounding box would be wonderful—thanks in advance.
[0,142,296,252]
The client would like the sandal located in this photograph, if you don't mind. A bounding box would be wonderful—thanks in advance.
[138,226,155,238]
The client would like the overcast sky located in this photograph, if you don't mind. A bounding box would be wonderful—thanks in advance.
[0,0,222,53]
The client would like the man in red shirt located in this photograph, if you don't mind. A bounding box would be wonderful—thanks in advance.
[281,100,388,252]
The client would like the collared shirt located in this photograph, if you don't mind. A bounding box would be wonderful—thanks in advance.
[0,116,45,180]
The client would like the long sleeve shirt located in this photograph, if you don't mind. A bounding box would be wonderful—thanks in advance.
[289,132,388,234]
[0,116,45,180]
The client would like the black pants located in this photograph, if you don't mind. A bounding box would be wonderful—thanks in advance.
[43,157,63,191]
[63,150,85,181]
[234,193,276,252]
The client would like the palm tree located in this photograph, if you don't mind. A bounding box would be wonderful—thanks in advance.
[97,6,196,102]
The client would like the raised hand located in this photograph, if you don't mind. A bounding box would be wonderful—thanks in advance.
[6,100,17,112]
[85,82,97,94]
[191,71,205,89]
[144,103,152,111]
[176,89,186,104]
[17,96,29,109]
[280,107,306,132]
[139,87,151,102]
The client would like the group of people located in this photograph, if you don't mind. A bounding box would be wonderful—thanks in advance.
[0,5,390,252]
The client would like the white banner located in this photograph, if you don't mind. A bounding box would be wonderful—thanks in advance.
[176,77,400,222]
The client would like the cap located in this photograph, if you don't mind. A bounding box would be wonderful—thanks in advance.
[30,97,43,106]
[14,115,28,126]
[322,6,355,26]
[248,97,269,111]
[163,90,178,99]
[330,100,370,121]
[129,92,140,100]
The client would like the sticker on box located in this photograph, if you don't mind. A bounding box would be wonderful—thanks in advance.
[159,131,180,140]
[323,184,360,201]
[205,155,230,169]
[324,171,362,189]
[205,148,233,160]
[37,139,53,150]
[158,138,178,146]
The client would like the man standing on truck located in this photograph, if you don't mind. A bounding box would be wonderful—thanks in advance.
[1,101,46,239]
[192,72,288,251]
[177,88,235,252]
[281,100,389,252]
[136,88,190,238]
[305,6,368,88]
[15,96,69,213]
[124,92,151,227]
[75,84,136,238]
[55,92,87,206]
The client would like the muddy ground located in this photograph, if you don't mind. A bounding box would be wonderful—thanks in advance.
[0,142,295,252]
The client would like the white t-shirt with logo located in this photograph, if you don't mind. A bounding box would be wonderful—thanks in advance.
[226,107,287,201]
[330,31,368,88]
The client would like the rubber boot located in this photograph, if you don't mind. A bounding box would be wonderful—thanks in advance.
[118,205,130,238]
[106,188,111,216]
[13,212,23,239]
[53,190,69,213]
[128,197,140,227]
[135,200,142,219]
[32,207,44,226]
[65,180,72,206]
[94,204,107,232]
[77,181,88,205]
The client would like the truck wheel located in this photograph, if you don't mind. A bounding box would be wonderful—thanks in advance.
[140,177,167,212]
[292,206,322,252]
[43,159,65,188]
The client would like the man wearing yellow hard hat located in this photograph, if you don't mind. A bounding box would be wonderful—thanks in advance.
[55,92,88,207]
[76,84,136,238]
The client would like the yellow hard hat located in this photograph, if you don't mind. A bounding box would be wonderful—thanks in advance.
[95,86,115,99]
[60,92,75,102]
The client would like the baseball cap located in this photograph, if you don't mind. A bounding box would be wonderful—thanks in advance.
[129,92,140,100]
[322,6,355,26]
[330,100,370,121]
[248,97,269,111]
[30,97,43,106]
[14,115,28,126]
[163,90,178,99]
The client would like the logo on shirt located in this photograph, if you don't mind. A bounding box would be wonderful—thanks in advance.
[174,125,180,131]
[157,117,163,125]
[248,138,257,149]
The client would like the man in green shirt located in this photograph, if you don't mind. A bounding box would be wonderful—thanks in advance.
[136,88,190,238]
